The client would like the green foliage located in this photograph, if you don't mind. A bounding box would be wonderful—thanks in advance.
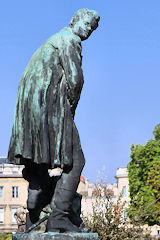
[82,176,150,240]
[127,123,160,225]
[153,123,160,141]
[0,233,12,240]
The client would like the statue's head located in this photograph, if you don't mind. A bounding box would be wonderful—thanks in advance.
[69,9,100,41]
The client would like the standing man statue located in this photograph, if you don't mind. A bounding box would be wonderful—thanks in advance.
[8,8,100,233]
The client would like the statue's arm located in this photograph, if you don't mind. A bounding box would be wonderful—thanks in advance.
[60,37,84,117]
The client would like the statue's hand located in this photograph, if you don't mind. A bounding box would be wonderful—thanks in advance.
[48,168,63,177]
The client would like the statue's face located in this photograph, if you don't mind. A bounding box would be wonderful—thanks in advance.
[72,15,99,40]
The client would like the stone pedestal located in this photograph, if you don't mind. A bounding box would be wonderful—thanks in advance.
[12,232,98,240]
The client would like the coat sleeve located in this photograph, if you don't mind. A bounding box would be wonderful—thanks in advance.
[59,36,84,118]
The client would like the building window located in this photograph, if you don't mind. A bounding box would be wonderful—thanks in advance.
[0,208,4,223]
[123,209,128,223]
[0,187,3,198]
[158,230,160,235]
[122,186,127,197]
[11,208,17,223]
[12,186,18,198]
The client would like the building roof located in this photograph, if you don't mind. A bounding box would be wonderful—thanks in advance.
[115,167,128,179]
[80,176,85,183]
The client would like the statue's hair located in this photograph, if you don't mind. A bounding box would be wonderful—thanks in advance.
[69,8,100,27]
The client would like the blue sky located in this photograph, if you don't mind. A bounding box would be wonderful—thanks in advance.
[0,1,160,183]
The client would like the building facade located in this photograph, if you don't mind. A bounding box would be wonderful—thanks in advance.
[0,158,28,232]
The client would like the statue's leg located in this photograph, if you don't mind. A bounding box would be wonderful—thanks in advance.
[46,126,85,232]
[23,162,54,229]
[26,188,43,228]
[69,192,83,227]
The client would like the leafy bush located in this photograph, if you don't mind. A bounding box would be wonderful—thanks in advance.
[0,233,12,240]
[127,124,160,225]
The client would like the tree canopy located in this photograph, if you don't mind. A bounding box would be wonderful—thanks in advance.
[127,123,160,225]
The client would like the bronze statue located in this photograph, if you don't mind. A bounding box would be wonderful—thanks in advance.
[8,8,100,232]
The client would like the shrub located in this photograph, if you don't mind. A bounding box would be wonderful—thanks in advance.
[0,233,12,240]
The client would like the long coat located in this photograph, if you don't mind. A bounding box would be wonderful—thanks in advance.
[8,27,84,169]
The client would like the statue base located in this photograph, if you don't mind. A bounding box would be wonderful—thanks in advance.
[12,232,98,240]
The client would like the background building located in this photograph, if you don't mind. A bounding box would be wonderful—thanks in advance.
[115,167,129,200]
[0,157,28,232]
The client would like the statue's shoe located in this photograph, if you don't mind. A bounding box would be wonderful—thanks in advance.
[46,216,81,233]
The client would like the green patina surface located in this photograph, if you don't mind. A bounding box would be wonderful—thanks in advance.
[8,8,99,170]
[8,27,84,169]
